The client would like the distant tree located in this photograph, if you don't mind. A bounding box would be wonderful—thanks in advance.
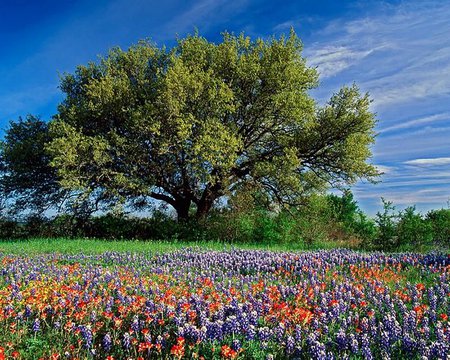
[48,30,379,221]
[327,190,360,227]
[0,115,65,216]
[374,198,398,250]
[426,208,450,245]
[397,206,433,248]
[327,190,377,242]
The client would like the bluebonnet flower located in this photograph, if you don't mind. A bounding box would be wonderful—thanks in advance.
[360,334,373,360]
[79,325,93,349]
[102,333,112,352]
[32,318,40,333]
[258,326,272,342]
[122,332,131,350]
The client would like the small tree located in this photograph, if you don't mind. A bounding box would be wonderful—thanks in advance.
[426,208,450,245]
[397,206,433,248]
[48,31,379,221]
[327,190,376,245]
[374,198,397,251]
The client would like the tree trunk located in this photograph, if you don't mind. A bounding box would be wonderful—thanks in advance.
[174,199,191,222]
[195,198,214,221]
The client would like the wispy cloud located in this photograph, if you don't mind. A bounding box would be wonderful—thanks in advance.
[303,2,450,108]
[375,164,395,175]
[379,113,450,134]
[404,157,450,167]
[307,45,377,78]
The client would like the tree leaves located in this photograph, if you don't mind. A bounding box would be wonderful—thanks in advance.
[48,31,378,220]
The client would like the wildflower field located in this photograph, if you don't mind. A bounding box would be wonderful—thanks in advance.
[0,248,449,359]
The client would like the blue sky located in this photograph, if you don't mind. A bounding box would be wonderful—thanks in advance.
[1,0,449,215]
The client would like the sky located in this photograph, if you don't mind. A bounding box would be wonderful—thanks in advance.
[0,0,449,215]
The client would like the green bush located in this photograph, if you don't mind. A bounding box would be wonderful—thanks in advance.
[397,206,433,248]
[327,191,377,246]
[426,208,450,245]
[373,199,398,251]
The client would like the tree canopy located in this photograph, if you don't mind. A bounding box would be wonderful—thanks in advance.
[47,30,378,220]
[0,115,65,216]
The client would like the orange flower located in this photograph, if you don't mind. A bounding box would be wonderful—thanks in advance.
[221,345,237,359]
[138,342,153,352]
[170,344,185,358]
[440,313,448,321]
[181,303,190,311]
[329,299,339,306]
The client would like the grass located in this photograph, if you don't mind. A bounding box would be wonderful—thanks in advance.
[0,237,348,254]
[0,237,446,255]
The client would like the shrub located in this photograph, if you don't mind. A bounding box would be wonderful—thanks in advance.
[397,206,433,248]
[426,208,450,245]
[373,199,398,251]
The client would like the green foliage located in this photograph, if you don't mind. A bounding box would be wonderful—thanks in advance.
[48,31,378,221]
[294,195,331,246]
[327,190,377,245]
[426,208,450,245]
[373,199,398,251]
[0,193,448,253]
[397,206,433,248]
[0,115,65,215]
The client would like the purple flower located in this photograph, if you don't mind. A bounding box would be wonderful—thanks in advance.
[79,325,93,349]
[102,333,112,352]
[32,318,40,333]
[122,332,131,350]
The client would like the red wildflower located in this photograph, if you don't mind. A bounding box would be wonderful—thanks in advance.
[138,342,153,352]
[221,345,237,359]
[329,299,339,306]
[170,344,185,358]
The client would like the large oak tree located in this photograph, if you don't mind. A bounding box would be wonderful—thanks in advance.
[48,31,379,221]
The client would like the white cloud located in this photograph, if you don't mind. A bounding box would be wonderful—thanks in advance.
[374,164,394,175]
[307,45,376,78]
[273,20,295,32]
[297,1,450,214]
[379,113,450,133]
[404,157,450,166]
[304,2,450,108]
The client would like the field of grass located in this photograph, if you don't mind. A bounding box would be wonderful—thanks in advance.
[0,237,447,255]
[0,237,349,255]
